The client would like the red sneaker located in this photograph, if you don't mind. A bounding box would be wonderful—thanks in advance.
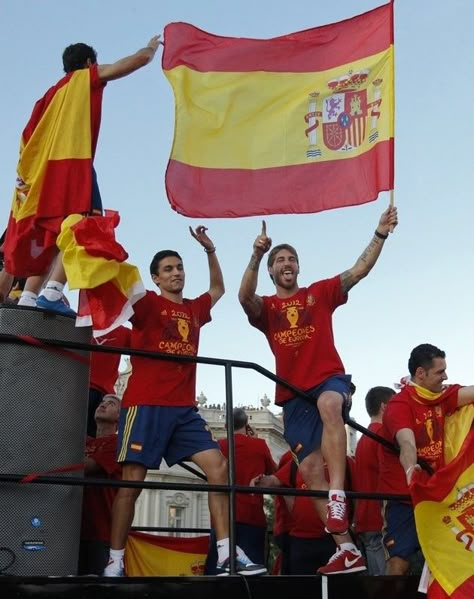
[317,548,366,575]
[325,492,349,534]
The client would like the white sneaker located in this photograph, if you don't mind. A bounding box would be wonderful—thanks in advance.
[102,557,124,577]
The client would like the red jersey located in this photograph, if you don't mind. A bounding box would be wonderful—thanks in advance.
[353,422,384,533]
[122,291,211,408]
[273,451,294,536]
[378,384,460,496]
[218,434,276,527]
[249,276,347,404]
[89,325,131,395]
[81,434,122,542]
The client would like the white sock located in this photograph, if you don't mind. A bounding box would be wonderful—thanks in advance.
[18,291,38,307]
[216,538,229,562]
[109,548,125,562]
[339,542,358,553]
[329,489,346,500]
[42,281,65,302]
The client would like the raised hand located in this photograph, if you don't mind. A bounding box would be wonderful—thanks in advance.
[253,220,272,258]
[146,35,162,53]
[189,225,215,253]
[378,205,398,235]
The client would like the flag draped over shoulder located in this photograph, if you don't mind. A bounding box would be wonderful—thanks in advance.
[411,406,474,599]
[163,2,394,218]
[3,67,101,277]
[57,211,145,337]
[125,532,209,576]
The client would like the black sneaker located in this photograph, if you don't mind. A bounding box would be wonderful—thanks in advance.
[216,558,231,576]
[216,556,267,576]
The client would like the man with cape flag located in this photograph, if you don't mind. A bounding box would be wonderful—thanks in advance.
[378,343,474,597]
[2,34,161,315]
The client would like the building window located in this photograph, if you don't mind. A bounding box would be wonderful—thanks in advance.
[166,492,190,536]
[168,505,185,536]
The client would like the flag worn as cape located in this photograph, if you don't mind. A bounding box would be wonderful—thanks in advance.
[125,532,209,576]
[3,65,104,277]
[57,212,145,337]
[163,2,394,218]
[411,405,474,599]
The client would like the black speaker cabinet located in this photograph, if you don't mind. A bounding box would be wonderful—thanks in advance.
[0,305,91,575]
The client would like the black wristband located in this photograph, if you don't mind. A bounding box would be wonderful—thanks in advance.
[374,230,388,240]
[204,247,216,254]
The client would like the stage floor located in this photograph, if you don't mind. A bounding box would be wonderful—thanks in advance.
[0,574,425,599]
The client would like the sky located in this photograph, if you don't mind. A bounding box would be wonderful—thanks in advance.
[1,0,473,429]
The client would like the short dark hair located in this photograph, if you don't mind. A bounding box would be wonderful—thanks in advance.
[365,386,395,417]
[149,250,182,276]
[232,408,248,430]
[101,393,121,404]
[267,244,299,282]
[62,43,97,73]
[408,343,446,377]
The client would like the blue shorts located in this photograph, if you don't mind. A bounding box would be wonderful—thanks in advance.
[382,501,421,560]
[91,167,103,213]
[282,374,351,462]
[117,405,219,468]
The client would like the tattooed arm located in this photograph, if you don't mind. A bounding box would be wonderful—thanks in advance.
[238,220,272,320]
[340,205,398,294]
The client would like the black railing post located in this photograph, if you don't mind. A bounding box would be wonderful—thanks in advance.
[224,362,237,574]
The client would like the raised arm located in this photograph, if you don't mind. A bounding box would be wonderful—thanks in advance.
[189,226,224,307]
[97,35,161,82]
[339,205,398,295]
[238,220,272,320]
[457,385,474,408]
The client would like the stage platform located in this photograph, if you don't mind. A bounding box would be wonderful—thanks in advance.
[0,574,424,599]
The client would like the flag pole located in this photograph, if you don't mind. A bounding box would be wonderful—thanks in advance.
[389,189,395,233]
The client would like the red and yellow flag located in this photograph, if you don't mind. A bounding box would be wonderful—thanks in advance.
[163,2,394,218]
[411,406,474,599]
[3,66,103,277]
[57,212,145,337]
[125,532,209,576]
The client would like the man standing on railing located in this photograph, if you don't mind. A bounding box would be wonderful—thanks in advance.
[238,205,398,574]
[2,35,161,315]
[103,226,267,577]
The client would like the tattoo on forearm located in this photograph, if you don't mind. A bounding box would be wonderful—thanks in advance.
[341,235,384,294]
[248,255,261,272]
[358,237,380,265]
[340,270,357,293]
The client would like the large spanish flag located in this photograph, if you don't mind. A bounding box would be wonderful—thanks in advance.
[411,406,474,599]
[3,66,103,277]
[163,2,394,218]
[57,212,145,337]
[125,532,209,576]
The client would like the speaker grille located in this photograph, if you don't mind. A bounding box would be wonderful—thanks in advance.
[0,305,91,575]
